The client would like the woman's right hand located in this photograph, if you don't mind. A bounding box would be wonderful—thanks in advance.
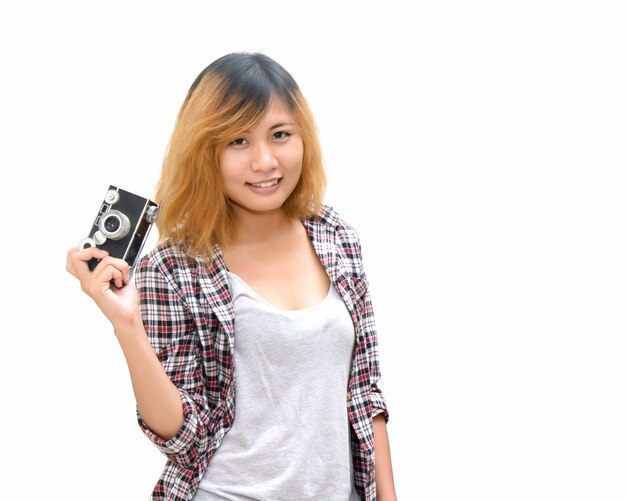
[66,247,143,332]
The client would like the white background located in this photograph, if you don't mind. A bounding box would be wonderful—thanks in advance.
[1,1,625,500]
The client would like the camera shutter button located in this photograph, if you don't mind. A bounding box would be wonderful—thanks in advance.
[104,189,120,205]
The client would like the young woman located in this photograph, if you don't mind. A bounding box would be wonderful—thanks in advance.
[67,52,396,501]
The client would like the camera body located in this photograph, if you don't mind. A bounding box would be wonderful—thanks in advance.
[79,185,159,273]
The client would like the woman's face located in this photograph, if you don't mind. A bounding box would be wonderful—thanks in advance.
[219,97,304,218]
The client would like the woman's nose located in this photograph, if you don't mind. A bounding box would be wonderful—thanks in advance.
[251,142,278,171]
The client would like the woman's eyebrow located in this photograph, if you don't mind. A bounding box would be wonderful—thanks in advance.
[269,122,295,130]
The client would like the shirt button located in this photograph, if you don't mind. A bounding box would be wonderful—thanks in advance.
[347,391,354,400]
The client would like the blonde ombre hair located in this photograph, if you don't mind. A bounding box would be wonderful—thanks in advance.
[154,53,326,260]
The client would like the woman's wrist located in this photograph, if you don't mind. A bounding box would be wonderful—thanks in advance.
[113,314,146,344]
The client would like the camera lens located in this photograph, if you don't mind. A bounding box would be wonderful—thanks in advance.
[99,209,130,240]
[104,215,121,233]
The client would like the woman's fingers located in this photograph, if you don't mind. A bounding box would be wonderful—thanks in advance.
[66,246,141,330]
[94,263,125,290]
[66,246,110,280]
[87,256,131,292]
[66,247,130,294]
[96,258,130,289]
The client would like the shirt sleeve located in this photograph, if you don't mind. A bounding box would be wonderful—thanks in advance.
[133,253,212,467]
[360,276,390,423]
[351,231,390,423]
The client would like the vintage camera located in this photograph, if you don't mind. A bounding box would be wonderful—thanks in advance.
[78,185,159,273]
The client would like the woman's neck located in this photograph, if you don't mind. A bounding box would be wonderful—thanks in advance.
[231,206,297,246]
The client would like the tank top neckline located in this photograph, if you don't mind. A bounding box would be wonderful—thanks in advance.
[226,271,334,314]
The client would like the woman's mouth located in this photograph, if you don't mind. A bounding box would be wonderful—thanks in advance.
[248,178,281,188]
[246,177,282,193]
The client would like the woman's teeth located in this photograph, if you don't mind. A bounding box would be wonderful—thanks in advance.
[250,180,279,188]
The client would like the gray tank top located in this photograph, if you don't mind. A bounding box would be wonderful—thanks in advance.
[193,271,359,501]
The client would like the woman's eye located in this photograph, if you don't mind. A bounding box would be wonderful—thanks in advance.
[273,131,291,140]
[230,138,247,146]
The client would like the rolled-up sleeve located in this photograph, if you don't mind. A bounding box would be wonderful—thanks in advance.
[349,231,390,423]
[361,283,389,423]
[133,254,211,467]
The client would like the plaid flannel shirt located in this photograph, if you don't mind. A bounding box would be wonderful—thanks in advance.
[133,205,389,501]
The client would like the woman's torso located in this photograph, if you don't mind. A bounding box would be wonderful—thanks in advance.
[192,268,359,500]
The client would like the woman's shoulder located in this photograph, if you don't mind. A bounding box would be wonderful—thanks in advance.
[134,239,203,289]
[137,239,196,269]
[305,204,363,254]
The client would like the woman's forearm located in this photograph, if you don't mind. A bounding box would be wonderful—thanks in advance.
[115,323,184,440]
[373,413,397,500]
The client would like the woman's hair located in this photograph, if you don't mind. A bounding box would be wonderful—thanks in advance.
[154,52,326,258]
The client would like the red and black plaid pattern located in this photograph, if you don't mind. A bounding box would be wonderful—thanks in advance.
[133,205,389,501]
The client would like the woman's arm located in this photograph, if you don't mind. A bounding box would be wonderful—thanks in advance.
[373,413,397,500]
[345,227,397,498]
[66,247,185,440]
[115,321,184,441]
[66,247,211,465]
